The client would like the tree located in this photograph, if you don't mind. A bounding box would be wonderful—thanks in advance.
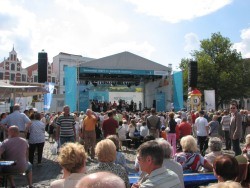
[180,32,250,109]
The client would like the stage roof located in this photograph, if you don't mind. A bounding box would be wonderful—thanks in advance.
[80,51,170,71]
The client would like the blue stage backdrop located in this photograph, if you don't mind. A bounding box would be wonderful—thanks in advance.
[65,67,77,112]
[156,92,165,112]
[173,71,184,111]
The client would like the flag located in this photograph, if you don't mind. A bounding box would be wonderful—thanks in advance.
[44,82,54,111]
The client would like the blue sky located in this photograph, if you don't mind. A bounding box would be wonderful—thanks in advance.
[0,0,249,70]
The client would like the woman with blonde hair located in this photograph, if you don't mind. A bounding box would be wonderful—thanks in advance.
[127,119,136,139]
[242,134,250,161]
[174,135,213,172]
[87,139,130,188]
[107,135,128,173]
[50,142,87,188]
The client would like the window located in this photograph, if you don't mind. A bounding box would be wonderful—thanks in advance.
[52,77,56,83]
[11,73,15,81]
[11,64,15,71]
[63,77,65,86]
[0,72,3,79]
[22,74,26,82]
[34,75,38,82]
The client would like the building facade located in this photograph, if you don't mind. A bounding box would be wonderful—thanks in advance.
[52,52,94,94]
[0,47,58,87]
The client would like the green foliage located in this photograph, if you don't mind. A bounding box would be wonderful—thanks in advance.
[180,32,250,109]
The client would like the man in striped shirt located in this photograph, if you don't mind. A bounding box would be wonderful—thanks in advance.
[56,105,76,146]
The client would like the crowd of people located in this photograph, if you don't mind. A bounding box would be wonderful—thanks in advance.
[0,100,249,187]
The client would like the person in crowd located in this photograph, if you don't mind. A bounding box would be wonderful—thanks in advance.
[76,171,126,188]
[28,112,45,165]
[221,110,231,150]
[107,135,128,173]
[175,112,182,125]
[230,103,242,156]
[102,110,118,138]
[73,113,80,142]
[206,181,242,188]
[49,112,60,143]
[174,135,213,172]
[117,121,127,141]
[140,121,149,140]
[56,105,76,146]
[240,110,248,143]
[157,139,185,188]
[0,112,8,140]
[87,139,130,188]
[78,111,86,123]
[160,125,167,140]
[0,126,33,188]
[167,112,177,156]
[112,109,120,123]
[208,115,220,137]
[205,137,223,165]
[242,134,250,161]
[131,140,181,188]
[213,154,239,182]
[194,110,209,156]
[127,119,136,139]
[147,108,161,138]
[50,142,87,188]
[82,109,98,159]
[179,117,192,139]
[159,112,166,128]
[191,110,198,137]
[134,135,155,174]
[0,103,31,138]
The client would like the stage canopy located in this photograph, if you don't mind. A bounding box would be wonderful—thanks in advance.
[79,51,171,84]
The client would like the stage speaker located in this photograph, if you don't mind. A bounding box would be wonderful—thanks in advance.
[38,51,48,83]
[188,61,197,88]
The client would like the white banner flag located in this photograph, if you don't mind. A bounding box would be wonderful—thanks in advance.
[204,90,215,111]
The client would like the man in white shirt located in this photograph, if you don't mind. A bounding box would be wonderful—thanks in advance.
[194,110,209,156]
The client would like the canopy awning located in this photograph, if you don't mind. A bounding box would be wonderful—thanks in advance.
[0,81,49,99]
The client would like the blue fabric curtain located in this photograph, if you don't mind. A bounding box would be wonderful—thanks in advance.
[173,71,183,111]
[65,67,77,112]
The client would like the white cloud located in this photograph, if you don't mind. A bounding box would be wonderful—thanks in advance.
[233,28,250,58]
[0,0,156,68]
[184,33,200,54]
[92,41,155,59]
[125,0,232,23]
